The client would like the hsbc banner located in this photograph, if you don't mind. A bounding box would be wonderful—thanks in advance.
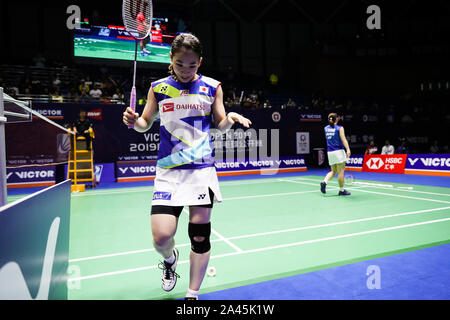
[405,154,450,175]
[6,166,56,188]
[362,154,407,174]
[345,155,364,170]
[116,156,307,182]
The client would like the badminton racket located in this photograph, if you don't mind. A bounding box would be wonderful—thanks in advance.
[344,173,355,186]
[122,0,153,128]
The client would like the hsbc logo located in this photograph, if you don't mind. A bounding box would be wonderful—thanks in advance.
[366,157,384,170]
[162,103,174,112]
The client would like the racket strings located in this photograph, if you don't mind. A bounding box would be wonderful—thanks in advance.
[123,0,153,39]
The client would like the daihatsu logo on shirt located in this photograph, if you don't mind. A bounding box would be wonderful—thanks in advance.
[162,103,174,112]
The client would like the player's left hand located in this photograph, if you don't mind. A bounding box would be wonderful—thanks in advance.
[227,112,252,128]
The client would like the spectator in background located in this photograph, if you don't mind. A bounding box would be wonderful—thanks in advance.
[79,79,89,94]
[52,75,61,88]
[381,140,395,155]
[263,99,272,109]
[396,139,408,154]
[21,87,33,101]
[224,97,234,108]
[51,88,63,102]
[112,88,124,103]
[89,84,102,99]
[80,87,90,103]
[286,98,296,109]
[66,87,80,102]
[430,140,440,154]
[365,140,378,155]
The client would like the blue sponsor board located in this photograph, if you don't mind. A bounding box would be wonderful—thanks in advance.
[63,162,115,184]
[116,161,157,182]
[93,163,115,183]
[6,166,56,188]
[345,155,364,168]
[116,156,307,181]
[215,156,307,172]
[405,154,450,173]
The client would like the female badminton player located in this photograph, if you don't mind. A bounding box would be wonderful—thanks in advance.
[320,113,352,196]
[123,33,251,300]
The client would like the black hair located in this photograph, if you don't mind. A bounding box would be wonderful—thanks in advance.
[168,33,203,81]
[328,113,338,127]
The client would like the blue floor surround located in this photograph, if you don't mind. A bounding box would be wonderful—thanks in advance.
[7,168,450,299]
[199,243,450,300]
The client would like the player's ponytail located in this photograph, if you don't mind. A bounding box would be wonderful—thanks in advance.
[168,33,203,81]
[328,113,338,128]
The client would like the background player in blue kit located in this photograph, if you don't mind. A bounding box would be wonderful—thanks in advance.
[320,113,351,196]
[123,33,251,300]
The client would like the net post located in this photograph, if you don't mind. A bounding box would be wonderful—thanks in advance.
[0,87,7,206]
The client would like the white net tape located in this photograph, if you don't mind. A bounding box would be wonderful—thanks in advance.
[2,92,73,135]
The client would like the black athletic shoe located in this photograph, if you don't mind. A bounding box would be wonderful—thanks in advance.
[184,297,198,300]
[158,248,180,292]
[338,190,351,196]
[320,182,327,194]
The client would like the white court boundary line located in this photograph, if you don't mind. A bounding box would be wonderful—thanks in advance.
[68,216,450,282]
[293,177,450,197]
[279,178,450,204]
[69,178,295,197]
[69,205,450,263]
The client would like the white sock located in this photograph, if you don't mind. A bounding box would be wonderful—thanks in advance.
[164,252,175,265]
[340,187,344,191]
[186,288,199,299]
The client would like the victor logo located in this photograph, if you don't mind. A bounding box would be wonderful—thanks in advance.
[0,217,60,299]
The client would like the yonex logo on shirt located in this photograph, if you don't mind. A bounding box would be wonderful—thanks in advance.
[160,85,169,94]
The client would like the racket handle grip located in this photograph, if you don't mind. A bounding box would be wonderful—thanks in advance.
[128,87,136,129]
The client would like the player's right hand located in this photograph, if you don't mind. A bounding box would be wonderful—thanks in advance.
[123,107,139,126]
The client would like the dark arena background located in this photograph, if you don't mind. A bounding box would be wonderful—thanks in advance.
[0,0,449,306]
